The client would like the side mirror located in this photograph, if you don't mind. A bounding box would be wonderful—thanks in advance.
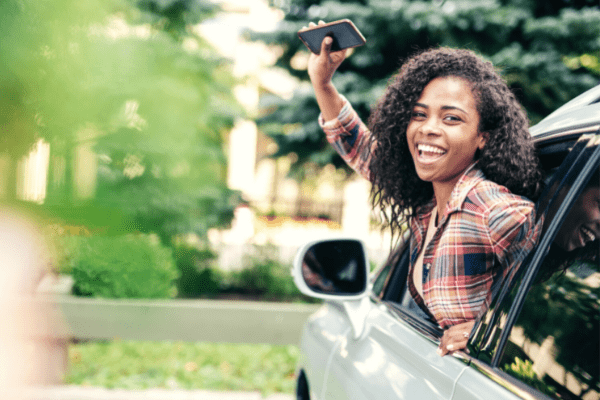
[292,238,370,300]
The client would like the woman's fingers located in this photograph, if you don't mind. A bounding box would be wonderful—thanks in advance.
[304,20,347,87]
[320,35,333,55]
[437,321,475,357]
[302,20,326,31]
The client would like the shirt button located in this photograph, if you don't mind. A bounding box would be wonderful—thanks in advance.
[425,263,431,270]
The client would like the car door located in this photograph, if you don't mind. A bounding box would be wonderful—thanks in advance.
[451,132,600,400]
[306,239,469,400]
[316,297,470,400]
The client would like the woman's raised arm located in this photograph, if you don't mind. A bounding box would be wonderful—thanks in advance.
[302,21,347,121]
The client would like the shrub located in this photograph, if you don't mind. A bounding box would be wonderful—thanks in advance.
[229,245,304,301]
[174,245,222,298]
[71,234,179,299]
[50,234,84,275]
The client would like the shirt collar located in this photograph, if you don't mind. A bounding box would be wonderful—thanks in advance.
[445,163,485,215]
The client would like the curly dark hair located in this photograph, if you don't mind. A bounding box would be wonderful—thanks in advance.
[367,47,541,237]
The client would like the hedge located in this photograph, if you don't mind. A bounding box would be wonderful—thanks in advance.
[69,234,179,299]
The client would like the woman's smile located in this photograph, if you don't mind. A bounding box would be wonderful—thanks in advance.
[554,183,600,252]
[416,143,447,163]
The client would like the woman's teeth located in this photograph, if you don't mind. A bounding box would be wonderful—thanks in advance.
[418,144,446,155]
[581,226,596,242]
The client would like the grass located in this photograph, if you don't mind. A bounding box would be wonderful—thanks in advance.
[65,340,300,395]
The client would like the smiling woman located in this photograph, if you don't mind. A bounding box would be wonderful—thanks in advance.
[304,21,542,355]
[535,166,600,282]
[549,168,600,252]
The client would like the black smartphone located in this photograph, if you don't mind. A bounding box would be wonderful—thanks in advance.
[298,19,366,54]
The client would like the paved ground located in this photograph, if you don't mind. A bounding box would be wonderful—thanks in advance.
[25,386,294,400]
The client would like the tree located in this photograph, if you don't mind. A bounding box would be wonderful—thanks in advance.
[0,0,243,243]
[250,0,600,176]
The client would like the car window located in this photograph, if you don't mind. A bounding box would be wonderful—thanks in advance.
[372,253,395,299]
[372,230,410,301]
[496,138,599,400]
[498,264,599,399]
[371,232,445,338]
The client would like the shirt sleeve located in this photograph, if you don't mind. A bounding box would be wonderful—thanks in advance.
[318,97,374,181]
[486,198,540,281]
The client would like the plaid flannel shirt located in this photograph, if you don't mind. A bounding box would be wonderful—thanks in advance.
[319,98,540,329]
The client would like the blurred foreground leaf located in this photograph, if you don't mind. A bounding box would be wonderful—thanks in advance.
[1,0,243,242]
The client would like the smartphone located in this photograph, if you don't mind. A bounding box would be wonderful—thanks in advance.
[298,19,366,54]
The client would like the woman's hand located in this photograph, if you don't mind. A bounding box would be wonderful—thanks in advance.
[301,21,348,88]
[437,320,475,357]
[299,21,348,121]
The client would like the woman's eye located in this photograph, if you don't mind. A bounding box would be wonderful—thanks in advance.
[411,111,426,119]
[444,115,461,122]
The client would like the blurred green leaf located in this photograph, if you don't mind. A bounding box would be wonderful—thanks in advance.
[1,0,243,242]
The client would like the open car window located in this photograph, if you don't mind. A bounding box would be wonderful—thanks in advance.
[371,233,444,338]
[487,133,599,400]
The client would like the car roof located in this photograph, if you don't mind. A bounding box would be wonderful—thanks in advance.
[530,83,600,141]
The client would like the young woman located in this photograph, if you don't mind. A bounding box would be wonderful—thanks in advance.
[303,22,542,355]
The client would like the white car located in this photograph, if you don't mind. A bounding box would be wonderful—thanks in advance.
[292,85,600,400]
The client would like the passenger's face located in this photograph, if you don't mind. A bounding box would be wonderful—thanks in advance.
[554,184,600,252]
[406,77,486,190]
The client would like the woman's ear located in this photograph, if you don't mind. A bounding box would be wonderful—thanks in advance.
[477,132,488,150]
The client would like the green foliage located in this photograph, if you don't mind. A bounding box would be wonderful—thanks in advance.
[504,358,556,396]
[54,235,313,302]
[229,245,305,300]
[251,0,600,175]
[515,269,600,391]
[173,245,315,301]
[71,234,179,299]
[136,0,218,39]
[1,0,242,240]
[174,245,223,298]
[66,340,299,394]
[50,234,86,275]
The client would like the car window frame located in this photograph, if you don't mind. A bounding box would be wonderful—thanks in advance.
[467,132,600,398]
[469,133,599,359]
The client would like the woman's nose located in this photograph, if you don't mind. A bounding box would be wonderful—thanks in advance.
[419,117,443,135]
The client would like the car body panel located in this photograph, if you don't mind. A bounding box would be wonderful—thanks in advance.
[299,302,352,400]
[299,299,470,400]
[452,362,539,400]
[530,84,600,140]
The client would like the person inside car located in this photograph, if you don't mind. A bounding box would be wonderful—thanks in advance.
[537,167,599,281]
[301,21,542,356]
